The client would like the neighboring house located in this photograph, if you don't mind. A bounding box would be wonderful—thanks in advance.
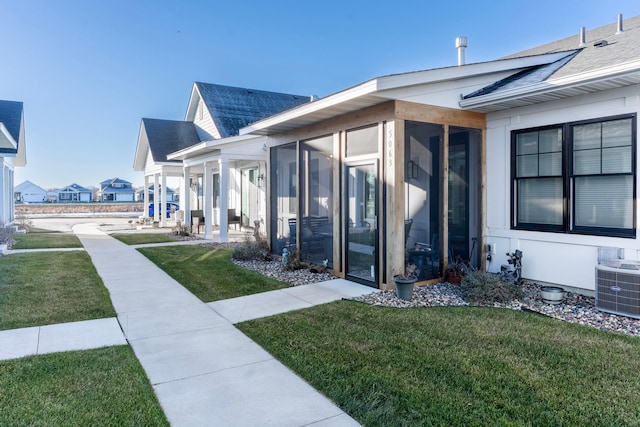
[0,100,26,225]
[58,183,93,202]
[135,14,640,297]
[134,82,311,226]
[15,180,46,203]
[46,191,58,203]
[98,177,135,202]
[136,184,176,202]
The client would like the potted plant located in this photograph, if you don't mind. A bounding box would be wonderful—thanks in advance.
[393,263,418,301]
[445,257,467,285]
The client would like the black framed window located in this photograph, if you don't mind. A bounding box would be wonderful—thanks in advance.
[512,114,636,237]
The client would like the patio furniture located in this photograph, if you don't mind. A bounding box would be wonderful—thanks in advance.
[228,209,241,230]
[191,210,205,233]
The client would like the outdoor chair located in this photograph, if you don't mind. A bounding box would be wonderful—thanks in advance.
[191,210,205,233]
[228,208,241,230]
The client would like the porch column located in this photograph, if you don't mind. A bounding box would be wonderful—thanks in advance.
[203,161,213,240]
[143,175,149,217]
[219,158,229,243]
[160,172,167,227]
[182,166,191,227]
[0,165,5,225]
[9,168,14,224]
[153,173,159,222]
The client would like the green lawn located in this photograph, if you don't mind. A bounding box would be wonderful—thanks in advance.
[0,252,116,330]
[238,301,640,426]
[11,232,82,249]
[138,246,288,301]
[111,233,176,245]
[0,346,168,426]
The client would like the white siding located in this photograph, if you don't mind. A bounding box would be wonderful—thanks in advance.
[194,99,221,141]
[485,84,640,292]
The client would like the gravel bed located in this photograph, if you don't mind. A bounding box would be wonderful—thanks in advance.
[231,258,337,287]
[353,282,640,337]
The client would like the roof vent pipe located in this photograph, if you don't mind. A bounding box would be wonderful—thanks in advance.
[578,27,586,47]
[456,36,468,66]
[616,13,624,34]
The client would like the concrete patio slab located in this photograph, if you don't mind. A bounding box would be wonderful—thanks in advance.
[38,318,127,354]
[129,325,273,385]
[118,304,228,340]
[153,359,355,427]
[0,326,39,360]
[208,290,312,323]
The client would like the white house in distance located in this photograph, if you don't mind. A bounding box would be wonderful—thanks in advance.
[58,183,93,202]
[15,180,46,203]
[137,14,640,305]
[0,100,26,225]
[98,177,135,202]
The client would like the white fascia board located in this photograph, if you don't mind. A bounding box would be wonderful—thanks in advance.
[459,59,640,109]
[239,80,379,135]
[133,122,149,171]
[0,123,17,150]
[167,141,208,160]
[184,83,201,121]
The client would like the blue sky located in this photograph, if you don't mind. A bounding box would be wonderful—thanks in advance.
[4,0,640,189]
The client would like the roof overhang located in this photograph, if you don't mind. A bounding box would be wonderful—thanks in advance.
[239,52,573,136]
[168,133,263,161]
[459,59,640,112]
[0,123,17,150]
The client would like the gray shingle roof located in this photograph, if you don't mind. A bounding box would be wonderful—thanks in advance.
[195,82,311,138]
[464,15,640,100]
[0,100,23,154]
[504,15,640,79]
[142,118,201,163]
[100,177,131,186]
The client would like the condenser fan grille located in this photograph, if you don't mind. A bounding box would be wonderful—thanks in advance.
[595,264,640,319]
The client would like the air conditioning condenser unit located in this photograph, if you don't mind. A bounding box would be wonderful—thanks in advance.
[595,260,640,319]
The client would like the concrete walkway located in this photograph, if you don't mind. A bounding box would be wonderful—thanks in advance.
[0,318,126,360]
[70,223,373,426]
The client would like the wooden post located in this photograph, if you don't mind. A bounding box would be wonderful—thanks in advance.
[384,119,405,289]
[441,125,449,274]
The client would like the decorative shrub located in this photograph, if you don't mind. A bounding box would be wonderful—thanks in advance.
[460,270,524,305]
[283,246,303,271]
[173,224,192,236]
[232,237,272,261]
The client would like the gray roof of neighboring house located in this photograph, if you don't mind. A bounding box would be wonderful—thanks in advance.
[142,118,201,163]
[0,100,23,154]
[465,15,640,100]
[60,183,91,192]
[100,177,132,187]
[195,82,311,138]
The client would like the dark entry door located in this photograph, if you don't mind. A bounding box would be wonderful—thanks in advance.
[345,161,378,286]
